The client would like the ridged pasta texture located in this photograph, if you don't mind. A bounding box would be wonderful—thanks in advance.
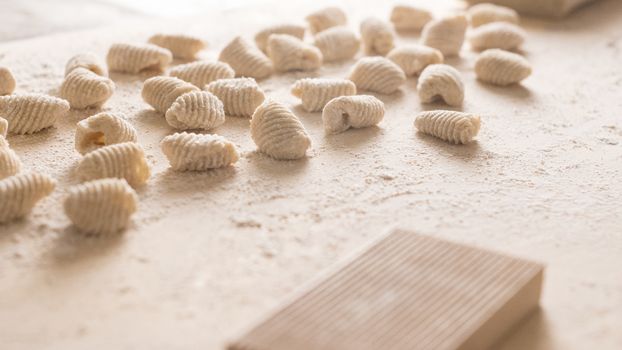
[322,95,385,134]
[77,142,151,188]
[219,36,273,80]
[390,5,433,31]
[349,57,406,94]
[107,43,173,74]
[291,78,356,112]
[64,178,138,235]
[0,172,56,223]
[75,112,138,155]
[313,26,360,62]
[0,93,70,134]
[468,3,519,28]
[305,7,347,34]
[469,22,526,51]
[475,49,532,86]
[387,44,444,76]
[65,53,107,77]
[255,24,306,52]
[415,110,481,144]
[360,17,395,56]
[0,66,16,95]
[161,132,239,171]
[205,77,265,117]
[0,137,21,180]
[421,15,468,57]
[141,76,198,113]
[250,100,311,160]
[148,33,206,59]
[165,91,225,130]
[60,68,115,109]
[417,64,465,106]
[169,61,234,88]
[0,117,7,137]
[266,34,323,72]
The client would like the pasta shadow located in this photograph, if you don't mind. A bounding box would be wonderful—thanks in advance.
[245,151,309,177]
[45,226,125,265]
[476,80,534,101]
[414,131,483,160]
[324,126,383,150]
[155,166,237,195]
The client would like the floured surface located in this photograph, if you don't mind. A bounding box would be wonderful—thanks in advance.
[0,1,621,349]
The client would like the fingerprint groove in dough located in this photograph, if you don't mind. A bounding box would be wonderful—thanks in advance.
[417,64,464,106]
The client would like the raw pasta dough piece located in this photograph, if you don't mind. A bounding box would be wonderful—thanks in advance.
[468,3,519,27]
[64,178,138,234]
[250,100,311,160]
[322,95,385,134]
[417,64,464,106]
[421,15,468,57]
[60,68,115,109]
[475,49,531,85]
[306,7,347,34]
[291,78,356,112]
[0,93,70,134]
[387,44,444,76]
[0,172,56,223]
[148,33,206,59]
[219,36,273,79]
[255,24,306,52]
[165,91,225,130]
[75,112,138,155]
[169,61,234,88]
[349,57,406,94]
[141,76,198,113]
[0,117,7,137]
[360,17,395,56]
[390,5,433,31]
[0,137,22,179]
[161,132,239,171]
[313,26,360,62]
[414,110,481,144]
[77,142,151,187]
[0,66,16,95]
[205,77,265,117]
[466,0,593,18]
[266,34,323,72]
[65,53,107,77]
[469,22,526,51]
[107,43,173,74]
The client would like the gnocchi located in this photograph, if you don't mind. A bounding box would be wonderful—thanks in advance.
[0,93,70,134]
[205,77,265,117]
[107,43,173,74]
[349,57,406,94]
[60,68,115,109]
[65,53,107,77]
[417,64,464,106]
[266,34,323,72]
[165,91,225,130]
[141,76,198,113]
[475,49,532,86]
[360,17,395,56]
[0,66,16,95]
[414,110,481,144]
[387,44,444,76]
[255,24,306,52]
[305,7,347,34]
[161,132,239,171]
[468,22,526,51]
[0,117,7,137]
[421,15,468,57]
[169,61,235,88]
[148,33,206,59]
[75,112,138,155]
[390,5,433,31]
[291,78,356,112]
[313,26,360,62]
[77,142,150,187]
[0,172,56,223]
[322,95,385,134]
[0,139,21,180]
[468,3,519,28]
[219,36,273,79]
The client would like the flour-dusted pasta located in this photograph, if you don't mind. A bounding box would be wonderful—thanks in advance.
[322,95,385,134]
[0,138,22,180]
[141,76,198,113]
[255,24,306,52]
[387,44,444,76]
[475,49,532,86]
[219,36,273,79]
[421,15,468,57]
[161,132,239,171]
[468,22,526,51]
[165,91,225,130]
[0,66,16,95]
[313,26,360,62]
[0,172,56,223]
[0,94,70,134]
[0,117,7,137]
[148,33,206,59]
[306,7,347,34]
[250,100,311,160]
[291,78,356,112]
[468,3,519,28]
[417,64,464,106]
[77,142,150,187]
[64,178,138,235]
[75,112,138,155]
[169,61,234,88]
[205,77,265,117]
[266,34,323,72]
[107,43,173,74]
[60,68,115,109]
[360,17,395,56]
[390,5,433,31]
[65,53,107,77]
[349,57,406,94]
[414,110,481,144]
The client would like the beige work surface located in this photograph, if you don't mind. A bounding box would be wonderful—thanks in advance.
[1,1,621,349]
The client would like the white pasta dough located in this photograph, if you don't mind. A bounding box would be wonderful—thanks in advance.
[0,93,70,134]
[205,77,265,117]
[148,33,206,59]
[387,44,444,76]
[161,132,239,171]
[417,64,465,106]
[360,17,395,56]
[475,49,532,86]
[414,110,481,144]
[141,76,198,114]
[165,91,225,130]
[0,172,56,223]
[255,24,306,52]
[169,61,235,88]
[64,178,138,235]
[0,117,7,137]
[468,3,519,27]
[60,68,115,109]
[65,53,107,77]
[390,5,433,31]
[421,15,468,57]
[75,112,138,155]
[250,100,311,160]
[291,78,356,112]
[313,26,360,62]
[77,142,151,187]
[266,34,323,72]
[219,36,273,79]
[322,95,385,134]
[468,22,526,51]
[107,43,173,74]
[0,137,21,180]
[349,57,406,94]
[305,7,347,34]
[0,66,17,95]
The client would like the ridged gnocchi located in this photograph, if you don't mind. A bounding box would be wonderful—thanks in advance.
[219,36,273,79]
[77,142,150,187]
[107,43,173,74]
[417,64,464,106]
[0,172,56,223]
[266,34,323,72]
[305,7,347,34]
[291,78,356,112]
[468,22,526,51]
[161,132,239,171]
[0,117,7,137]
[387,44,444,76]
[390,5,433,31]
[349,57,406,94]
[475,49,532,86]
[421,15,468,57]
[468,3,519,28]
[205,77,265,117]
[0,66,16,95]
[60,68,115,109]
[0,93,70,134]
[165,91,225,130]
[148,33,206,59]
[0,138,21,180]
[255,24,306,52]
[322,95,385,134]
[141,76,198,113]
[313,26,360,62]
[75,112,138,155]
[360,17,395,56]
[414,110,481,144]
[65,53,107,77]
[169,61,235,88]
